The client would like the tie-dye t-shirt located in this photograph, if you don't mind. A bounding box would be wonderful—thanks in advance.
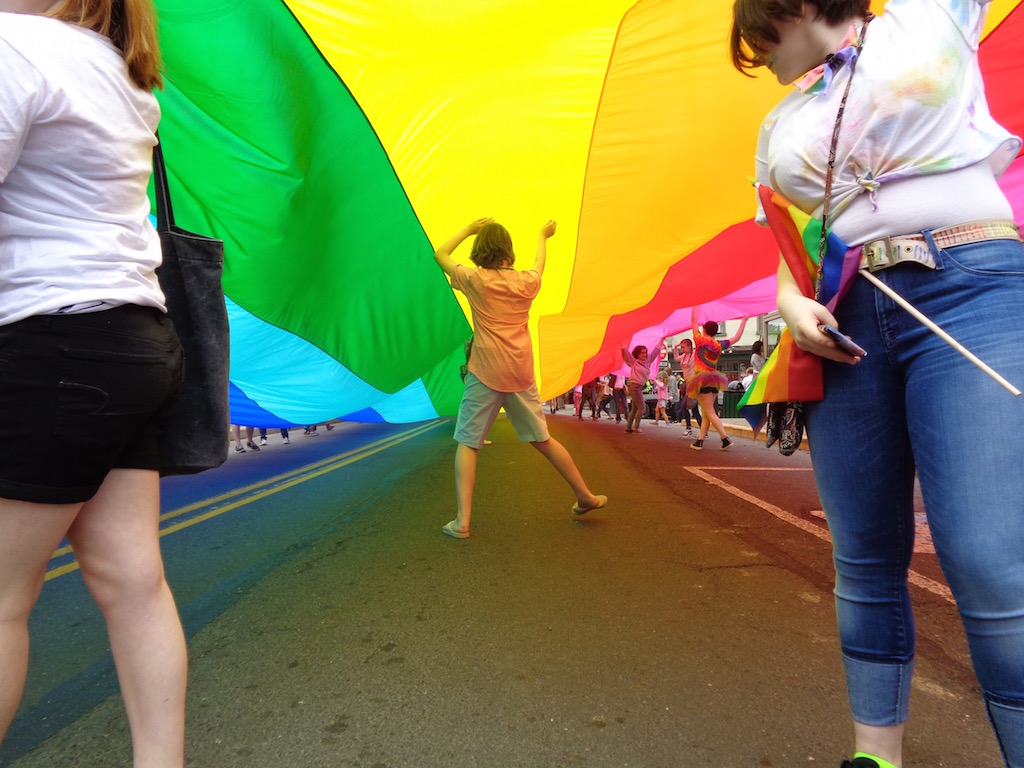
[755,0,1020,232]
[686,331,731,397]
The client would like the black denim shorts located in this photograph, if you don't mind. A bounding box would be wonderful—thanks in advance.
[0,304,183,504]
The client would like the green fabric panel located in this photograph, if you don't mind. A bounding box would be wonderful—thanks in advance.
[801,217,824,268]
[152,0,470,395]
[418,344,473,419]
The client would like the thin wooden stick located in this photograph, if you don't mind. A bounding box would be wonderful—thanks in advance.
[859,269,1021,397]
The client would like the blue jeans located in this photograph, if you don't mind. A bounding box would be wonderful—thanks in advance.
[805,237,1024,767]
[612,388,628,421]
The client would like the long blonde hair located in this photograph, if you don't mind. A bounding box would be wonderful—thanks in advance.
[47,0,162,90]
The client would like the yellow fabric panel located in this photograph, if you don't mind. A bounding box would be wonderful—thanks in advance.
[283,0,1021,393]
[536,0,786,389]
[286,0,635,323]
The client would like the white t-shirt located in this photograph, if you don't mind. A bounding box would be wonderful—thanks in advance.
[0,13,164,326]
[754,0,1021,245]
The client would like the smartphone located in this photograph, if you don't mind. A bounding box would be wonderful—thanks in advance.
[818,324,867,357]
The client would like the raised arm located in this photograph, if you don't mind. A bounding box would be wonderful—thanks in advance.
[433,217,492,278]
[651,338,665,361]
[726,315,750,346]
[620,344,635,367]
[531,219,557,277]
[691,305,700,337]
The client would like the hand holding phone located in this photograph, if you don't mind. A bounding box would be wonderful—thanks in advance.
[818,324,867,358]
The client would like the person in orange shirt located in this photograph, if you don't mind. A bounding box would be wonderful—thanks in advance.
[433,218,606,539]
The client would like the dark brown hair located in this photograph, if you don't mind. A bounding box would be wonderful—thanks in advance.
[470,222,515,269]
[47,0,162,90]
[729,0,870,73]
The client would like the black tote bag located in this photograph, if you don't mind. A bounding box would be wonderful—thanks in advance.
[153,140,230,476]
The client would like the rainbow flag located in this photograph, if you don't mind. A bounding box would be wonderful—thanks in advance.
[148,1,1022,427]
[738,185,861,414]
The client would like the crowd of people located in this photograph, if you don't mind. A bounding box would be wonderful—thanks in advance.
[229,423,332,453]
[553,322,766,444]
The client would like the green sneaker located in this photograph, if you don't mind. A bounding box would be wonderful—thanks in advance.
[840,754,898,768]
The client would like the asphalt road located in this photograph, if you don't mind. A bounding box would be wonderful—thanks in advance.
[2,413,1004,767]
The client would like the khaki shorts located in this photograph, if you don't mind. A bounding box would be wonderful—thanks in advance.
[453,373,550,449]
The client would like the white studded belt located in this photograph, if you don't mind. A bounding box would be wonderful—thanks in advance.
[860,219,1021,272]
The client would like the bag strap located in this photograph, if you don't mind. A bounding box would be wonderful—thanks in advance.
[152,135,175,234]
[815,14,872,301]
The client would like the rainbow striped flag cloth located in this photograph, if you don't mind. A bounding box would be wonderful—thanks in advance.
[738,185,861,427]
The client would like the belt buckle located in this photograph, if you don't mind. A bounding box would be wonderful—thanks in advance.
[863,236,895,272]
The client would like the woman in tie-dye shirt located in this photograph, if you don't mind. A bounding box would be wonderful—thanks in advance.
[731,1,1024,767]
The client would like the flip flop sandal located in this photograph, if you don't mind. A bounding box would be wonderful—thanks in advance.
[441,520,469,539]
[572,494,607,516]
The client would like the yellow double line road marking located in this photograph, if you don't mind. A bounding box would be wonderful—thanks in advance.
[45,420,449,582]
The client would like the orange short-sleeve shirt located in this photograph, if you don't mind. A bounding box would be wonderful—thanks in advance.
[451,264,541,393]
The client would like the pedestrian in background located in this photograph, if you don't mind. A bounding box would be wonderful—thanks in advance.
[653,370,671,427]
[750,339,767,373]
[667,370,681,422]
[575,377,598,420]
[611,374,629,424]
[596,376,613,419]
[620,339,663,434]
[674,338,701,436]
[687,306,748,450]
[232,424,259,453]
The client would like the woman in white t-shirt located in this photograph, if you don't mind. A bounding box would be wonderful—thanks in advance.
[0,1,187,762]
[749,340,767,372]
[731,1,1024,766]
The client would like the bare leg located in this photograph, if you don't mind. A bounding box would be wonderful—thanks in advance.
[530,438,601,508]
[697,392,728,440]
[453,443,477,532]
[0,499,80,743]
[67,469,186,768]
[696,394,711,439]
[854,722,904,768]
[702,392,728,439]
[231,424,242,449]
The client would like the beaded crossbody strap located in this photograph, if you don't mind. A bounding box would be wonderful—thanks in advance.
[816,14,872,301]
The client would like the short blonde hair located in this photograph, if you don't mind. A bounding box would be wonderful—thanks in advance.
[470,222,515,269]
[47,0,162,90]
